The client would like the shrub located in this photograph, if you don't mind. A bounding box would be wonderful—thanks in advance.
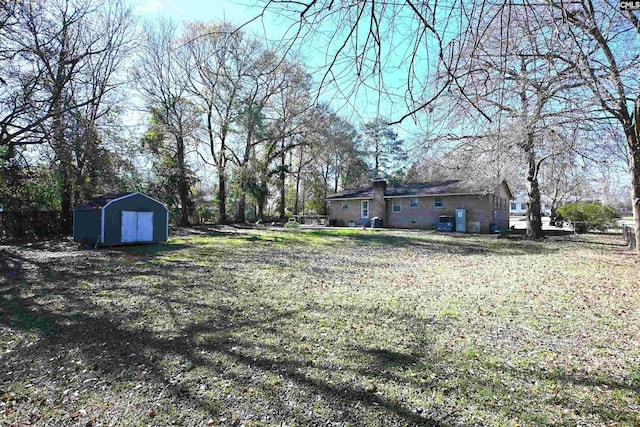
[557,202,618,232]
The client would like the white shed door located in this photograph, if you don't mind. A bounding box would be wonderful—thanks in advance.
[121,211,154,242]
[121,211,138,242]
[136,212,154,242]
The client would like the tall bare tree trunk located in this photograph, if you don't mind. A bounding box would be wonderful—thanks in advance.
[279,146,286,220]
[629,111,640,253]
[631,161,640,252]
[301,180,306,215]
[54,109,73,234]
[323,163,330,215]
[176,134,190,226]
[218,166,227,224]
[236,110,257,224]
[524,133,544,239]
[333,152,342,194]
[257,190,265,221]
[205,106,228,224]
[294,147,304,215]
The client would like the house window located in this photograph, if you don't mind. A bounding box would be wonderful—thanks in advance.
[392,200,401,213]
[342,202,349,210]
[510,202,516,211]
[410,198,419,208]
[361,200,369,218]
[434,198,443,209]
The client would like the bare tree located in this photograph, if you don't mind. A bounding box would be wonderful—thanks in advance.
[261,0,640,250]
[287,105,368,215]
[434,3,587,238]
[227,45,296,223]
[252,0,473,123]
[179,21,318,223]
[266,63,314,220]
[68,2,136,201]
[134,19,196,226]
[535,0,640,251]
[183,23,254,224]
[220,51,313,221]
[3,0,135,231]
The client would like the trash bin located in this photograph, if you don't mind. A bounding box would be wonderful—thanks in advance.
[371,217,383,228]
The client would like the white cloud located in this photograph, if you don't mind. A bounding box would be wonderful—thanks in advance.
[133,0,184,16]
[133,0,165,14]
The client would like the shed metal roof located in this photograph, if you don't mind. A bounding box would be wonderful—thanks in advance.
[73,192,169,211]
[74,192,134,210]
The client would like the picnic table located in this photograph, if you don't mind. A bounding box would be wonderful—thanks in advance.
[291,215,328,225]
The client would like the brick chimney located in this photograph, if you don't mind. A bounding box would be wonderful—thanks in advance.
[371,178,387,226]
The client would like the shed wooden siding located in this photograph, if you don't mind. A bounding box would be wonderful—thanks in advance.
[102,194,168,244]
[73,210,102,243]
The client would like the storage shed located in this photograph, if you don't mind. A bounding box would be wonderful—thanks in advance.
[73,192,168,245]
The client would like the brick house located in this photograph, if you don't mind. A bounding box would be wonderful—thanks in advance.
[326,179,513,233]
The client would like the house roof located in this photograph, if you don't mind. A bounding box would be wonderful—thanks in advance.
[74,192,138,210]
[326,179,512,200]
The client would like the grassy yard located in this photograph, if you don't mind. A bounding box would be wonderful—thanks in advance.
[1,229,639,426]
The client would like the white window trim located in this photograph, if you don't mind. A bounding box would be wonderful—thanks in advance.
[434,197,444,209]
[392,201,401,213]
[361,200,369,218]
[409,198,419,209]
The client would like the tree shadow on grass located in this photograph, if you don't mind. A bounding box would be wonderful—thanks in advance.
[1,243,449,425]
[475,357,640,425]
[0,286,448,426]
[104,242,192,257]
[2,234,636,425]
[302,229,561,256]
[568,238,627,248]
[362,347,422,369]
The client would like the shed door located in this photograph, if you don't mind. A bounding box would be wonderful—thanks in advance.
[121,211,154,242]
[136,212,153,242]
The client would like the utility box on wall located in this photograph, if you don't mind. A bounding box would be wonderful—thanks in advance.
[468,221,481,233]
[455,208,467,233]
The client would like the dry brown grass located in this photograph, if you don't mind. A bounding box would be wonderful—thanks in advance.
[1,229,639,426]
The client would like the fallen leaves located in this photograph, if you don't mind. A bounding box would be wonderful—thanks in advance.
[1,231,639,425]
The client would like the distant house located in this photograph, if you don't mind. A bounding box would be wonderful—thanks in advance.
[326,179,512,233]
[509,198,551,216]
[510,200,529,215]
[73,192,168,245]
